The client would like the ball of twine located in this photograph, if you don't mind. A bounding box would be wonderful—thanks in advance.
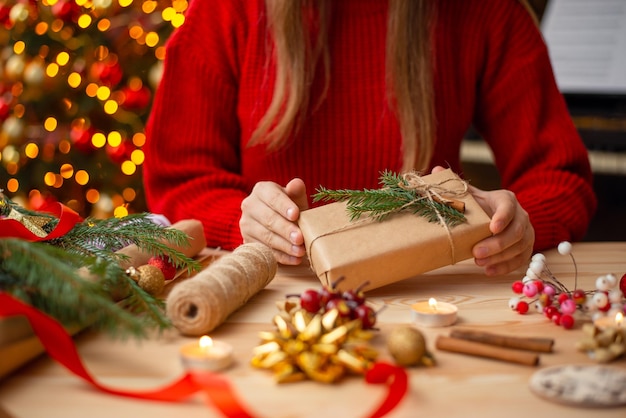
[165,242,277,336]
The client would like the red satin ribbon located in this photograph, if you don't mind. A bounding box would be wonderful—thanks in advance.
[0,293,407,417]
[0,201,81,241]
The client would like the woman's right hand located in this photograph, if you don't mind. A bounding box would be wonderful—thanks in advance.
[239,178,309,265]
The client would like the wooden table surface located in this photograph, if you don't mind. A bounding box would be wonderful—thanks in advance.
[1,242,625,418]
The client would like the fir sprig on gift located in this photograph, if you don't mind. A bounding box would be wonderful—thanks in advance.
[0,200,202,339]
[312,170,466,226]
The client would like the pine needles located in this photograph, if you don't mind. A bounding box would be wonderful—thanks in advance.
[313,170,466,226]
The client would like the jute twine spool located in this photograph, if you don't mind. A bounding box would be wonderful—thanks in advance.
[165,242,277,336]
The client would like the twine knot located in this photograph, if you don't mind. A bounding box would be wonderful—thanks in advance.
[398,171,469,263]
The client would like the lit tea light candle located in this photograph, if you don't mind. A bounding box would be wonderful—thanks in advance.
[180,335,234,372]
[411,297,458,328]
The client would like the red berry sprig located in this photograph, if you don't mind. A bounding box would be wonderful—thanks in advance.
[508,241,626,330]
[288,278,382,329]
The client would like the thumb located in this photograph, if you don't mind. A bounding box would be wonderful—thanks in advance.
[285,178,309,211]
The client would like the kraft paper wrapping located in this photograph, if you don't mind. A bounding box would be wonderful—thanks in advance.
[0,218,207,380]
[298,169,492,291]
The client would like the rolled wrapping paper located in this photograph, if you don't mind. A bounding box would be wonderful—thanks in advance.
[116,219,207,269]
[166,243,277,336]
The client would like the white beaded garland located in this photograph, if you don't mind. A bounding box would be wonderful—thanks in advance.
[525,268,540,281]
[557,241,572,255]
[609,289,623,303]
[508,297,521,310]
[592,291,608,308]
[605,273,617,287]
[529,260,544,276]
[595,275,612,291]
[531,253,546,262]
[583,299,598,313]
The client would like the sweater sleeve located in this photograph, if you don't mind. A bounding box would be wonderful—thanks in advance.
[143,1,251,250]
[472,1,597,251]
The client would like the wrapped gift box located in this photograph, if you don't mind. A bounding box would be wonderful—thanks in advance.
[298,169,492,291]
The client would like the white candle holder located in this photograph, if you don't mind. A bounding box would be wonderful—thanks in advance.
[180,336,234,372]
[411,298,458,328]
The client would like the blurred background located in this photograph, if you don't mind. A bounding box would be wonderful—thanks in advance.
[0,0,185,218]
[1,0,624,240]
[462,0,626,241]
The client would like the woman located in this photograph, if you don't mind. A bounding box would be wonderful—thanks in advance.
[143,0,596,275]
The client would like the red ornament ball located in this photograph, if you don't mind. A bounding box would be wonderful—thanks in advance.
[121,86,151,110]
[620,273,626,296]
[0,98,10,121]
[147,256,177,281]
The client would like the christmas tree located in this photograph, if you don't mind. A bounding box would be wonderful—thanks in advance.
[0,0,186,218]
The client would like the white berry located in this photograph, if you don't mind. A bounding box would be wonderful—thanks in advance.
[557,241,572,255]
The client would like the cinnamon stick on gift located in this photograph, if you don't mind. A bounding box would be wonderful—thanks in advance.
[450,329,554,353]
[432,195,465,213]
[435,336,540,366]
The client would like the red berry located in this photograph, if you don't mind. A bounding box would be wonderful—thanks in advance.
[511,280,524,294]
[560,314,575,329]
[354,304,377,329]
[342,281,370,305]
[319,277,345,305]
[620,273,626,296]
[557,293,570,304]
[533,280,544,293]
[516,301,529,314]
[325,298,352,318]
[147,256,177,280]
[544,305,558,319]
[551,311,562,325]
[299,289,321,313]
[572,289,586,304]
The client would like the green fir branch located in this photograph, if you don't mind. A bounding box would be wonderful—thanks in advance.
[312,170,466,226]
[0,238,168,339]
[48,213,202,275]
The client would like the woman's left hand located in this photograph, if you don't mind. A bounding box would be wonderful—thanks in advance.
[468,185,535,275]
[432,166,534,275]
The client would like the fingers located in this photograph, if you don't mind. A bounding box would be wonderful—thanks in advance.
[285,178,309,213]
[239,180,307,265]
[471,189,535,275]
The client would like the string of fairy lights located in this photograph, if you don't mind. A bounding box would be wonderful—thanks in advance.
[0,0,187,218]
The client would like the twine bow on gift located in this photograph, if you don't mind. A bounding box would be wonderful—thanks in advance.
[396,171,469,264]
[397,171,468,215]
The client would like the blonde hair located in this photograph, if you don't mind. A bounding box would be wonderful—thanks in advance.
[251,0,534,172]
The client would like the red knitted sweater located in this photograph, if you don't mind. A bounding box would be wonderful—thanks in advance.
[143,0,596,252]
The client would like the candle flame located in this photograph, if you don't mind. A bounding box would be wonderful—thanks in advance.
[428,298,438,311]
[616,312,624,326]
[199,335,213,349]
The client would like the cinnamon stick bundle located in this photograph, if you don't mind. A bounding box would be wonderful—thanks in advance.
[435,336,540,366]
[450,329,554,353]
